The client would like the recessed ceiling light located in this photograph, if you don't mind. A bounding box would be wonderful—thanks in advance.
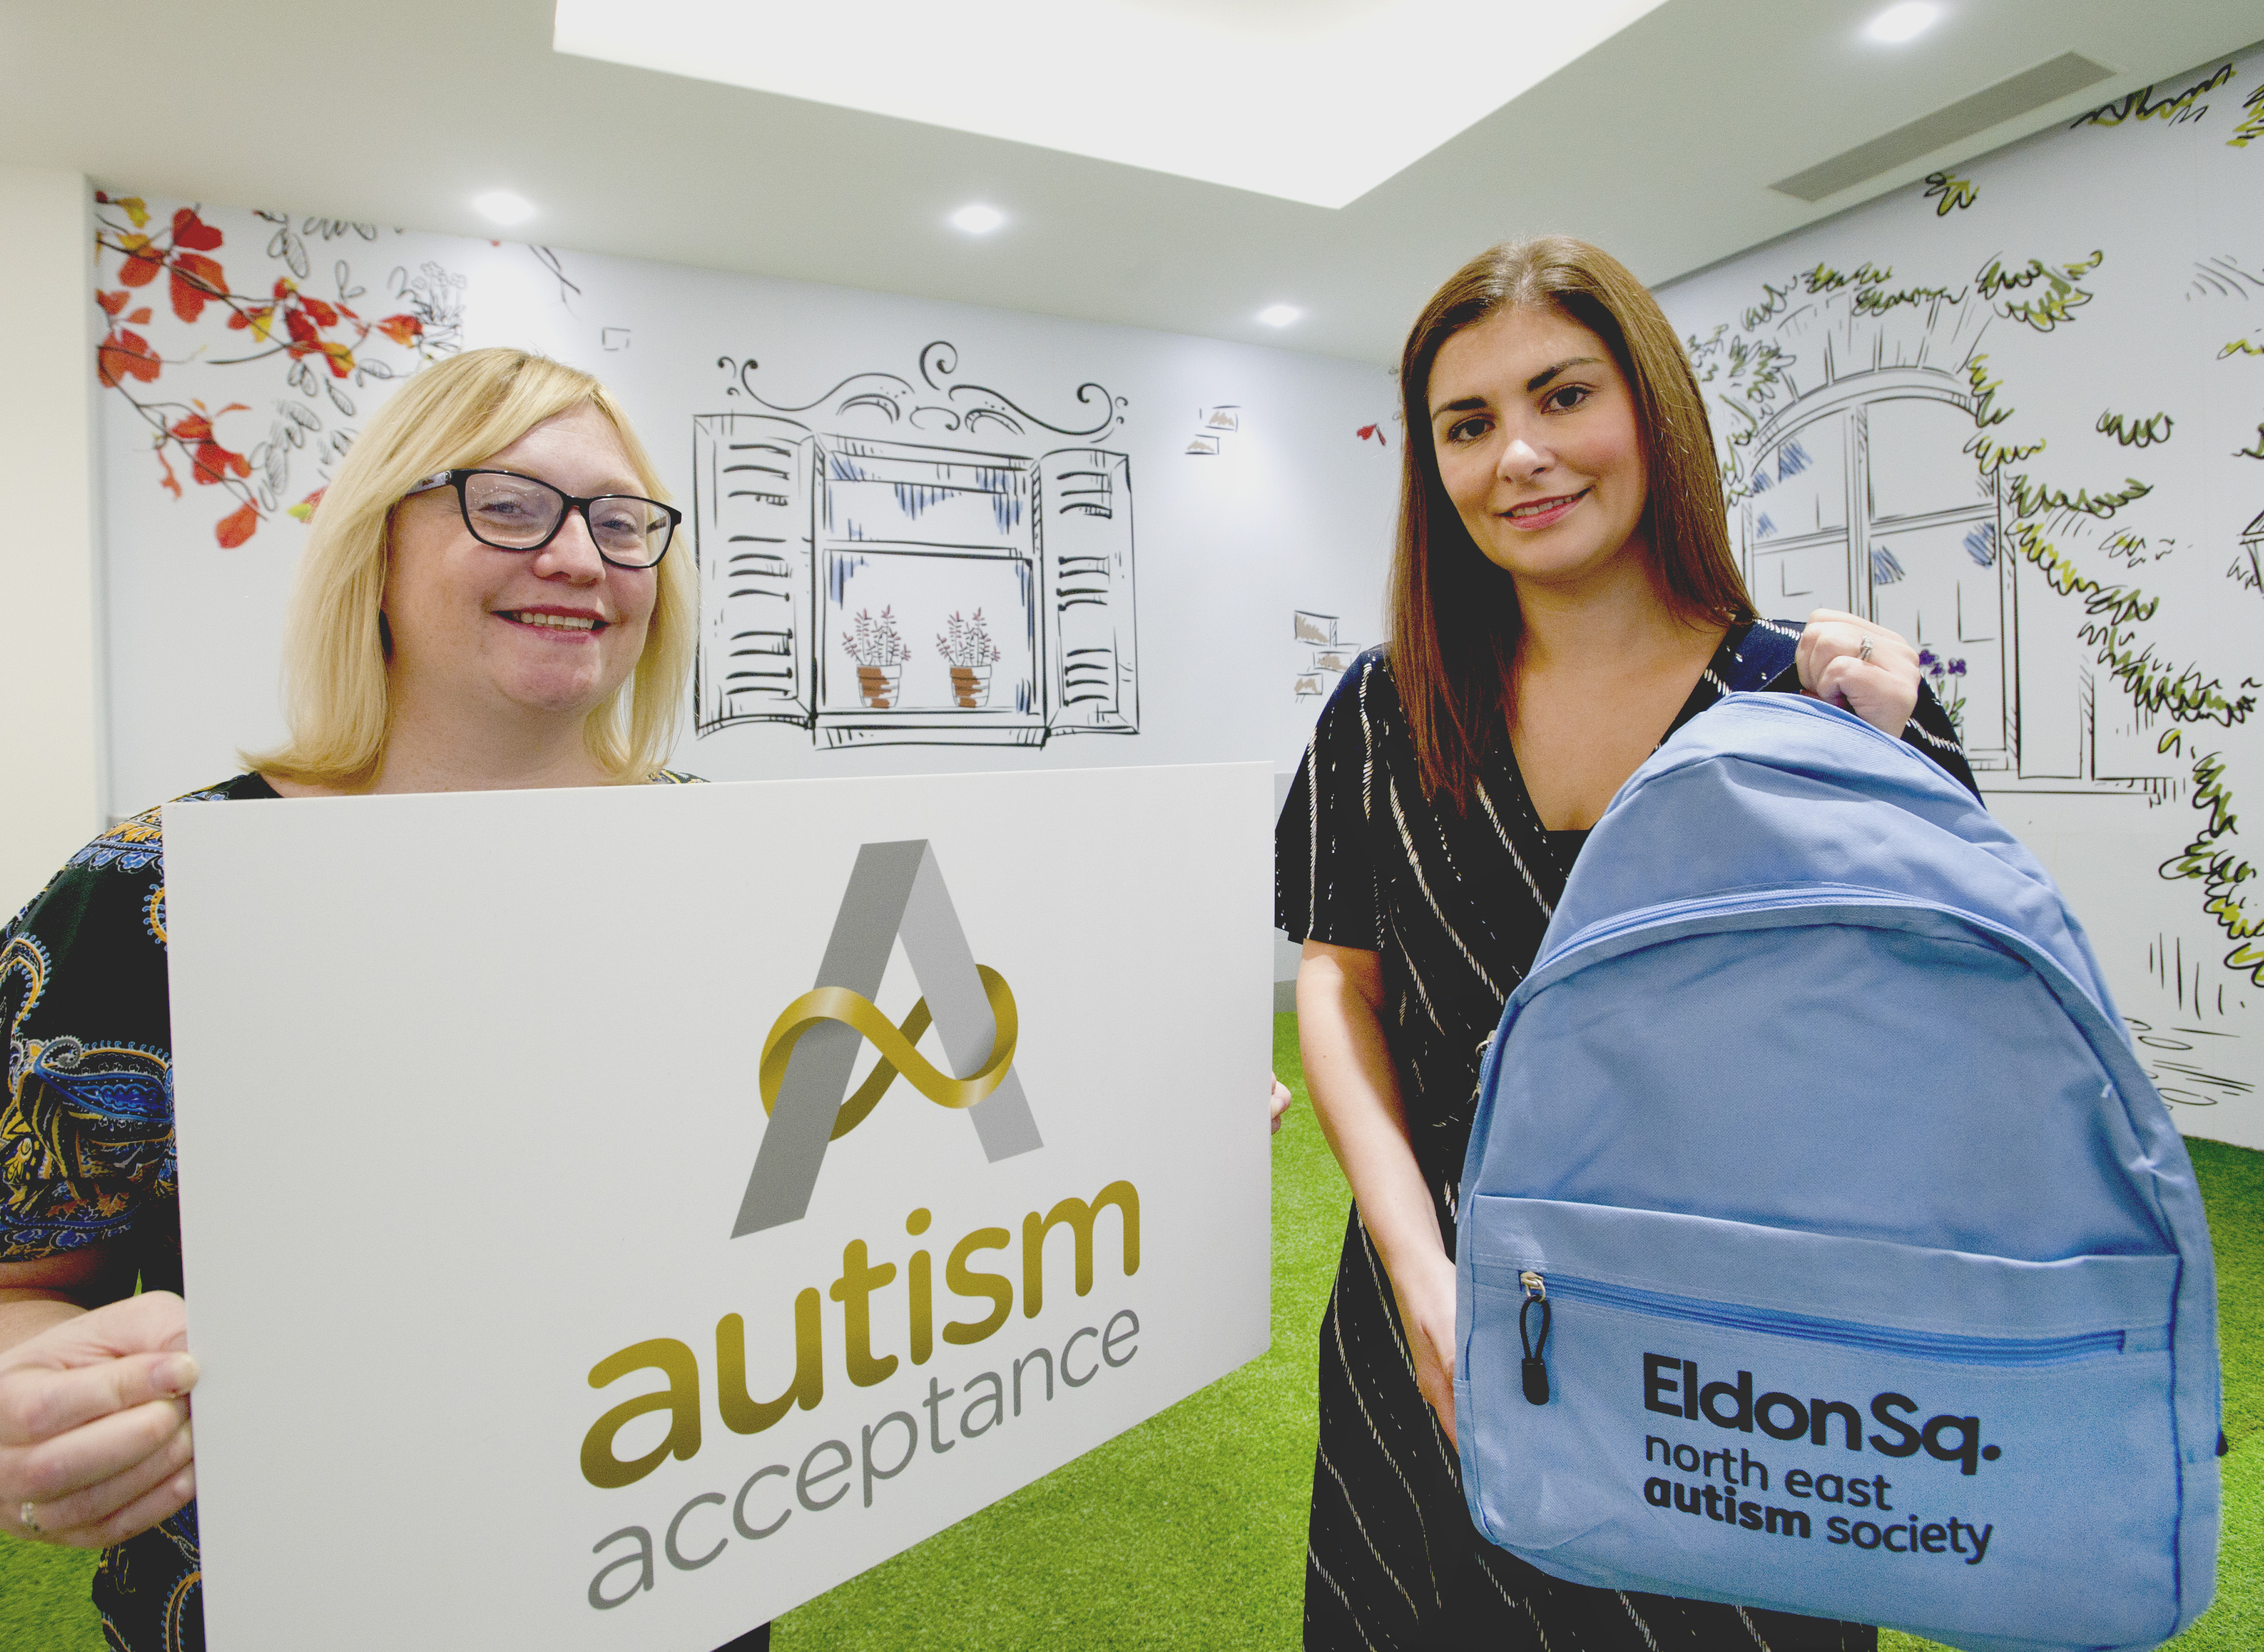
[472,189,536,225]
[1864,2,1941,44]
[949,203,1005,235]
[1257,304,1302,328]
[554,0,1670,210]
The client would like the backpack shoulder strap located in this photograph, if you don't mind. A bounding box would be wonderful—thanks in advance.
[1725,617,1804,691]
[1659,620,1804,747]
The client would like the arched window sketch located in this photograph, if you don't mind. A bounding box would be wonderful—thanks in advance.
[1745,372,2010,770]
[1705,282,2179,800]
[691,342,1137,749]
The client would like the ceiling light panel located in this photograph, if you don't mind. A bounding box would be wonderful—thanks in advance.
[1865,2,1943,45]
[949,203,1007,235]
[554,0,1669,209]
[472,189,536,225]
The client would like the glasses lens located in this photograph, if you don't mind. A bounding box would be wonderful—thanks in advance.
[589,497,671,567]
[462,472,564,547]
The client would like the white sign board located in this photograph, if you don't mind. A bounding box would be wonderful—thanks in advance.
[162,764,1272,1650]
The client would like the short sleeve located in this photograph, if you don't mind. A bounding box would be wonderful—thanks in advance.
[1,807,180,1280]
[1276,655,1387,953]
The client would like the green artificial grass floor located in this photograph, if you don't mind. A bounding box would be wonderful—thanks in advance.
[3,1016,2260,1650]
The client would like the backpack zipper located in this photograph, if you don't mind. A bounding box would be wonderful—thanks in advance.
[1519,1271,1552,1404]
[1517,1270,2130,1367]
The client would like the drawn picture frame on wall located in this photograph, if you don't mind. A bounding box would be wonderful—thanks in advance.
[693,343,1139,749]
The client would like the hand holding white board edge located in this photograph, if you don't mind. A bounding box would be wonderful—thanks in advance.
[162,763,1272,1650]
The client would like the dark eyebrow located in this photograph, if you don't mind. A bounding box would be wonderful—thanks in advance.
[1527,356,1602,393]
[1430,355,1606,421]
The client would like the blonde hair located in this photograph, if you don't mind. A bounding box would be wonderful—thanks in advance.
[246,348,694,788]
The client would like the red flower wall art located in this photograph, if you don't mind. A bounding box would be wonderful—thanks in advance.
[91,193,464,549]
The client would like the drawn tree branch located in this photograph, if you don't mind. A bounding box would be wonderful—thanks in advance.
[91,194,460,547]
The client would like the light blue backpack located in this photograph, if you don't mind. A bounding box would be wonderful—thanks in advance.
[1456,693,2220,1652]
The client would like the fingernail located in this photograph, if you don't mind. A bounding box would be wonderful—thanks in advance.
[161,1355,199,1394]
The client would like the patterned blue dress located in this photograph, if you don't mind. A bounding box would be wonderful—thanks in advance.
[1277,620,1977,1650]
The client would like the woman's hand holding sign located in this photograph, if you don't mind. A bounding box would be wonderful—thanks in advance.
[0,1251,198,1549]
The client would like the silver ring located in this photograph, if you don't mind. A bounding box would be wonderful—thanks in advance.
[1856,637,1875,663]
[19,1499,41,1535]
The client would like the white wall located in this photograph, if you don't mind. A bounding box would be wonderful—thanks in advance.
[0,164,103,916]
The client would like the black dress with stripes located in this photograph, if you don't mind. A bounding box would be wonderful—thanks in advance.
[1275,619,1977,1651]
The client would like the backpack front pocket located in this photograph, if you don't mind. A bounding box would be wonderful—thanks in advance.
[1456,1197,2186,1650]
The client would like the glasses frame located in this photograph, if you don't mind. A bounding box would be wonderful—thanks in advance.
[404,469,682,570]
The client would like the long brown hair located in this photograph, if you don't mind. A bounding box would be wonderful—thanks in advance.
[1387,236,1753,807]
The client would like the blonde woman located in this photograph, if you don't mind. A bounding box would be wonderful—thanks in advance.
[0,348,742,1651]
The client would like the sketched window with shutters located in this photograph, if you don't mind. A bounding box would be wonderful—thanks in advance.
[814,438,1045,747]
[693,413,816,731]
[1041,449,1137,732]
[1744,370,2008,769]
[691,407,1137,748]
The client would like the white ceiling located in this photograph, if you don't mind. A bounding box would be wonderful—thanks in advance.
[551,0,1668,207]
[1,0,2257,363]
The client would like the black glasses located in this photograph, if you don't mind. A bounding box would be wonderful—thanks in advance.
[406,469,681,569]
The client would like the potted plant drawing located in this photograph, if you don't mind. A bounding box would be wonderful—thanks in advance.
[1918,646,1968,737]
[937,609,1004,708]
[843,607,912,709]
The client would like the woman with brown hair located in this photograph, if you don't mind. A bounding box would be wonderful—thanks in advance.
[1278,237,1974,1648]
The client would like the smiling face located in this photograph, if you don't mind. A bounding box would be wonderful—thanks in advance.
[1427,303,1651,594]
[381,404,659,736]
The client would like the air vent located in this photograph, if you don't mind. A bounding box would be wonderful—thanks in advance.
[1771,52,2114,203]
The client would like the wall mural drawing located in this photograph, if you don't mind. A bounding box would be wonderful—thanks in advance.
[1659,47,2264,1142]
[694,342,1139,749]
[90,194,462,549]
[1185,404,1239,457]
[85,189,1393,824]
[1292,610,1366,704]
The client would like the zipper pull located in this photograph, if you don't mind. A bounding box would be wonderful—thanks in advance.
[1519,1271,1552,1405]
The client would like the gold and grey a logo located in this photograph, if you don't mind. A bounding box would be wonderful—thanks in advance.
[732,840,1041,1236]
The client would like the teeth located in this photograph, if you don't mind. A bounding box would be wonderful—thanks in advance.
[509,612,599,630]
[1509,493,1580,518]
